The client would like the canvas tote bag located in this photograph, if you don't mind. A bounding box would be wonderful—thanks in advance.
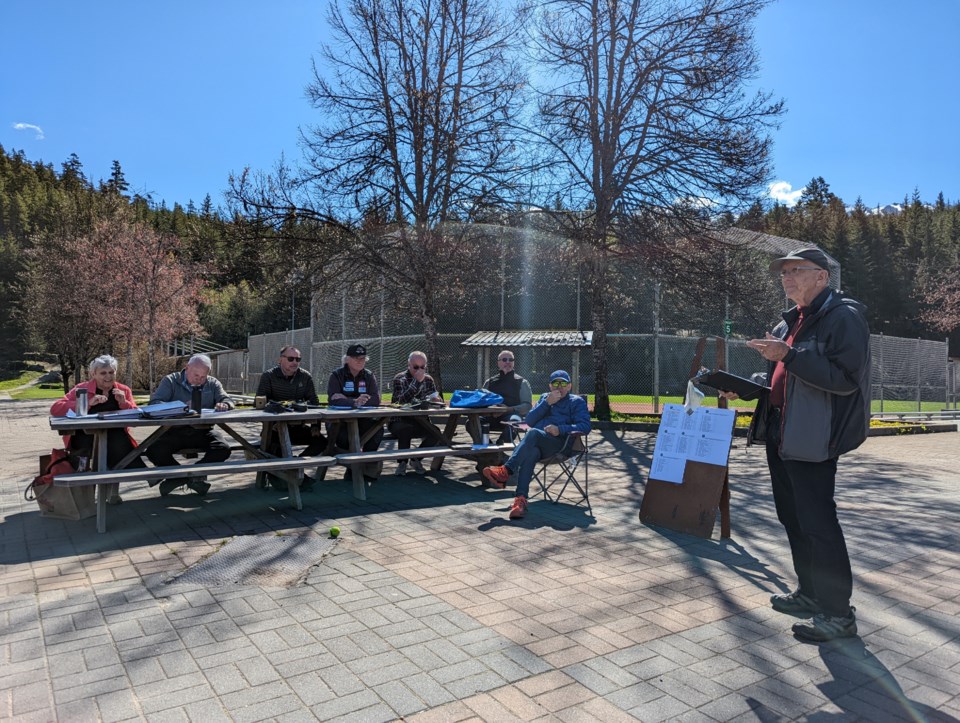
[25,449,96,520]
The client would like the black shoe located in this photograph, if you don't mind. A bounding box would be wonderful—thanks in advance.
[300,474,315,492]
[770,590,820,617]
[186,477,211,496]
[158,479,179,497]
[792,608,858,642]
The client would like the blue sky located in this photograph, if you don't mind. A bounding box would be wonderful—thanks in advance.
[2,0,958,212]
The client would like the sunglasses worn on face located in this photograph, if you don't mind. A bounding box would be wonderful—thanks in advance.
[779,267,822,278]
[550,380,569,388]
[285,356,302,362]
[499,357,514,362]
[411,364,426,370]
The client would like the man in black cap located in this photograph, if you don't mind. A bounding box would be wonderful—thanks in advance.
[327,344,384,476]
[723,247,870,642]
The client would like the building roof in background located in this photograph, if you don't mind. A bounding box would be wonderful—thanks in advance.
[462,331,593,348]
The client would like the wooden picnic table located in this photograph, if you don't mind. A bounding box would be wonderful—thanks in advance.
[48,405,510,530]
[48,408,331,532]
[320,405,508,500]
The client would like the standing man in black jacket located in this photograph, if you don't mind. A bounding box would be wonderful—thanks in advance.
[724,248,870,642]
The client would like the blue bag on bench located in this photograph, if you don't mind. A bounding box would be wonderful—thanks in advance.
[449,389,504,408]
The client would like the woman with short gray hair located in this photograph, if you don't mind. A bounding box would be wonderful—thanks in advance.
[51,354,147,504]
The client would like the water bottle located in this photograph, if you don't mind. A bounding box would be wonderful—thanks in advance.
[481,421,490,446]
[76,388,89,416]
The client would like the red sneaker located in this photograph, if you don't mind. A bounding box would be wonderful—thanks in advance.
[482,465,510,489]
[509,495,527,519]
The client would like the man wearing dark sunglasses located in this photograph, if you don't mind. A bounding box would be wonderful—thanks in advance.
[482,369,591,519]
[256,345,325,489]
[481,349,533,444]
[388,350,444,476]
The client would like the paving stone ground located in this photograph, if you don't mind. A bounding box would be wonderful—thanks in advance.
[2,398,959,722]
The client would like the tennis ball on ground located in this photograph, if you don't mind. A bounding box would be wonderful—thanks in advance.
[329,526,340,538]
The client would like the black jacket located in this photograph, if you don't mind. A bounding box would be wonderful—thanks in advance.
[748,288,871,461]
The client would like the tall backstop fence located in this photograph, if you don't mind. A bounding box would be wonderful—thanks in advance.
[216,329,955,413]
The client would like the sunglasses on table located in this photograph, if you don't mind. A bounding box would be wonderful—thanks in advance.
[550,380,569,388]
[284,356,302,362]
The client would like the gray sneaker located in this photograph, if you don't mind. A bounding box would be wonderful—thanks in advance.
[410,458,426,475]
[771,590,820,617]
[395,461,408,477]
[792,608,858,642]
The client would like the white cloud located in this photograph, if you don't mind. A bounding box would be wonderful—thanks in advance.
[12,122,45,140]
[768,180,803,206]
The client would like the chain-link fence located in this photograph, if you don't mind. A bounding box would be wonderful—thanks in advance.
[871,334,951,411]
[233,326,950,414]
[222,232,951,412]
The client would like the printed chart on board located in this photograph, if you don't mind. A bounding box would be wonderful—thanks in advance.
[650,403,736,484]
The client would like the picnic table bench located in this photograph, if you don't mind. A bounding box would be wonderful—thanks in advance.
[334,442,515,470]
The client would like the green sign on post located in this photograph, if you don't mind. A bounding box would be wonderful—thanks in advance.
[723,319,733,337]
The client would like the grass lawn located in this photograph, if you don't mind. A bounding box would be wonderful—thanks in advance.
[0,371,44,391]
[13,387,951,415]
[10,386,65,400]
[587,394,948,415]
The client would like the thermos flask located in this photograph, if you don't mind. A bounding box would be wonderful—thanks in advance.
[76,388,89,416]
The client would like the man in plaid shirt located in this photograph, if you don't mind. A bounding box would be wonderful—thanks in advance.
[389,351,444,476]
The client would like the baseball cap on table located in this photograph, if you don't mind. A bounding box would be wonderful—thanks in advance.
[769,247,831,274]
[346,344,367,357]
[549,370,571,383]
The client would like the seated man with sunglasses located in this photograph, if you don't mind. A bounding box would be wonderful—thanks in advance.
[256,345,326,489]
[388,350,444,476]
[482,370,591,519]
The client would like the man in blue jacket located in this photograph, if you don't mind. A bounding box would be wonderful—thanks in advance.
[482,370,591,519]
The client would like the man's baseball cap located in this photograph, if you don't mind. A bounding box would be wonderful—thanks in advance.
[769,247,831,273]
[346,344,367,357]
[549,370,571,383]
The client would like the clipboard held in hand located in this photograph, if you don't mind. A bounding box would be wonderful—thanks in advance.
[695,369,769,401]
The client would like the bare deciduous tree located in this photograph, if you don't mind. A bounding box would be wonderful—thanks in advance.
[529,0,783,418]
[232,0,527,389]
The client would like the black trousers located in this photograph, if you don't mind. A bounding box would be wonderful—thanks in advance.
[70,430,147,470]
[146,427,231,467]
[333,419,384,453]
[387,418,443,450]
[766,424,852,616]
[266,423,327,457]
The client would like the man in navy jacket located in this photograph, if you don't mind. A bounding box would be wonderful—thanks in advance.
[482,370,591,519]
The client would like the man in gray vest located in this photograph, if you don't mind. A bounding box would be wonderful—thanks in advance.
[147,354,234,497]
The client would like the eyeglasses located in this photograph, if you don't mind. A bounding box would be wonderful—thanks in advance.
[411,364,426,370]
[550,380,569,388]
[284,356,302,362]
[499,357,514,362]
[779,267,823,278]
